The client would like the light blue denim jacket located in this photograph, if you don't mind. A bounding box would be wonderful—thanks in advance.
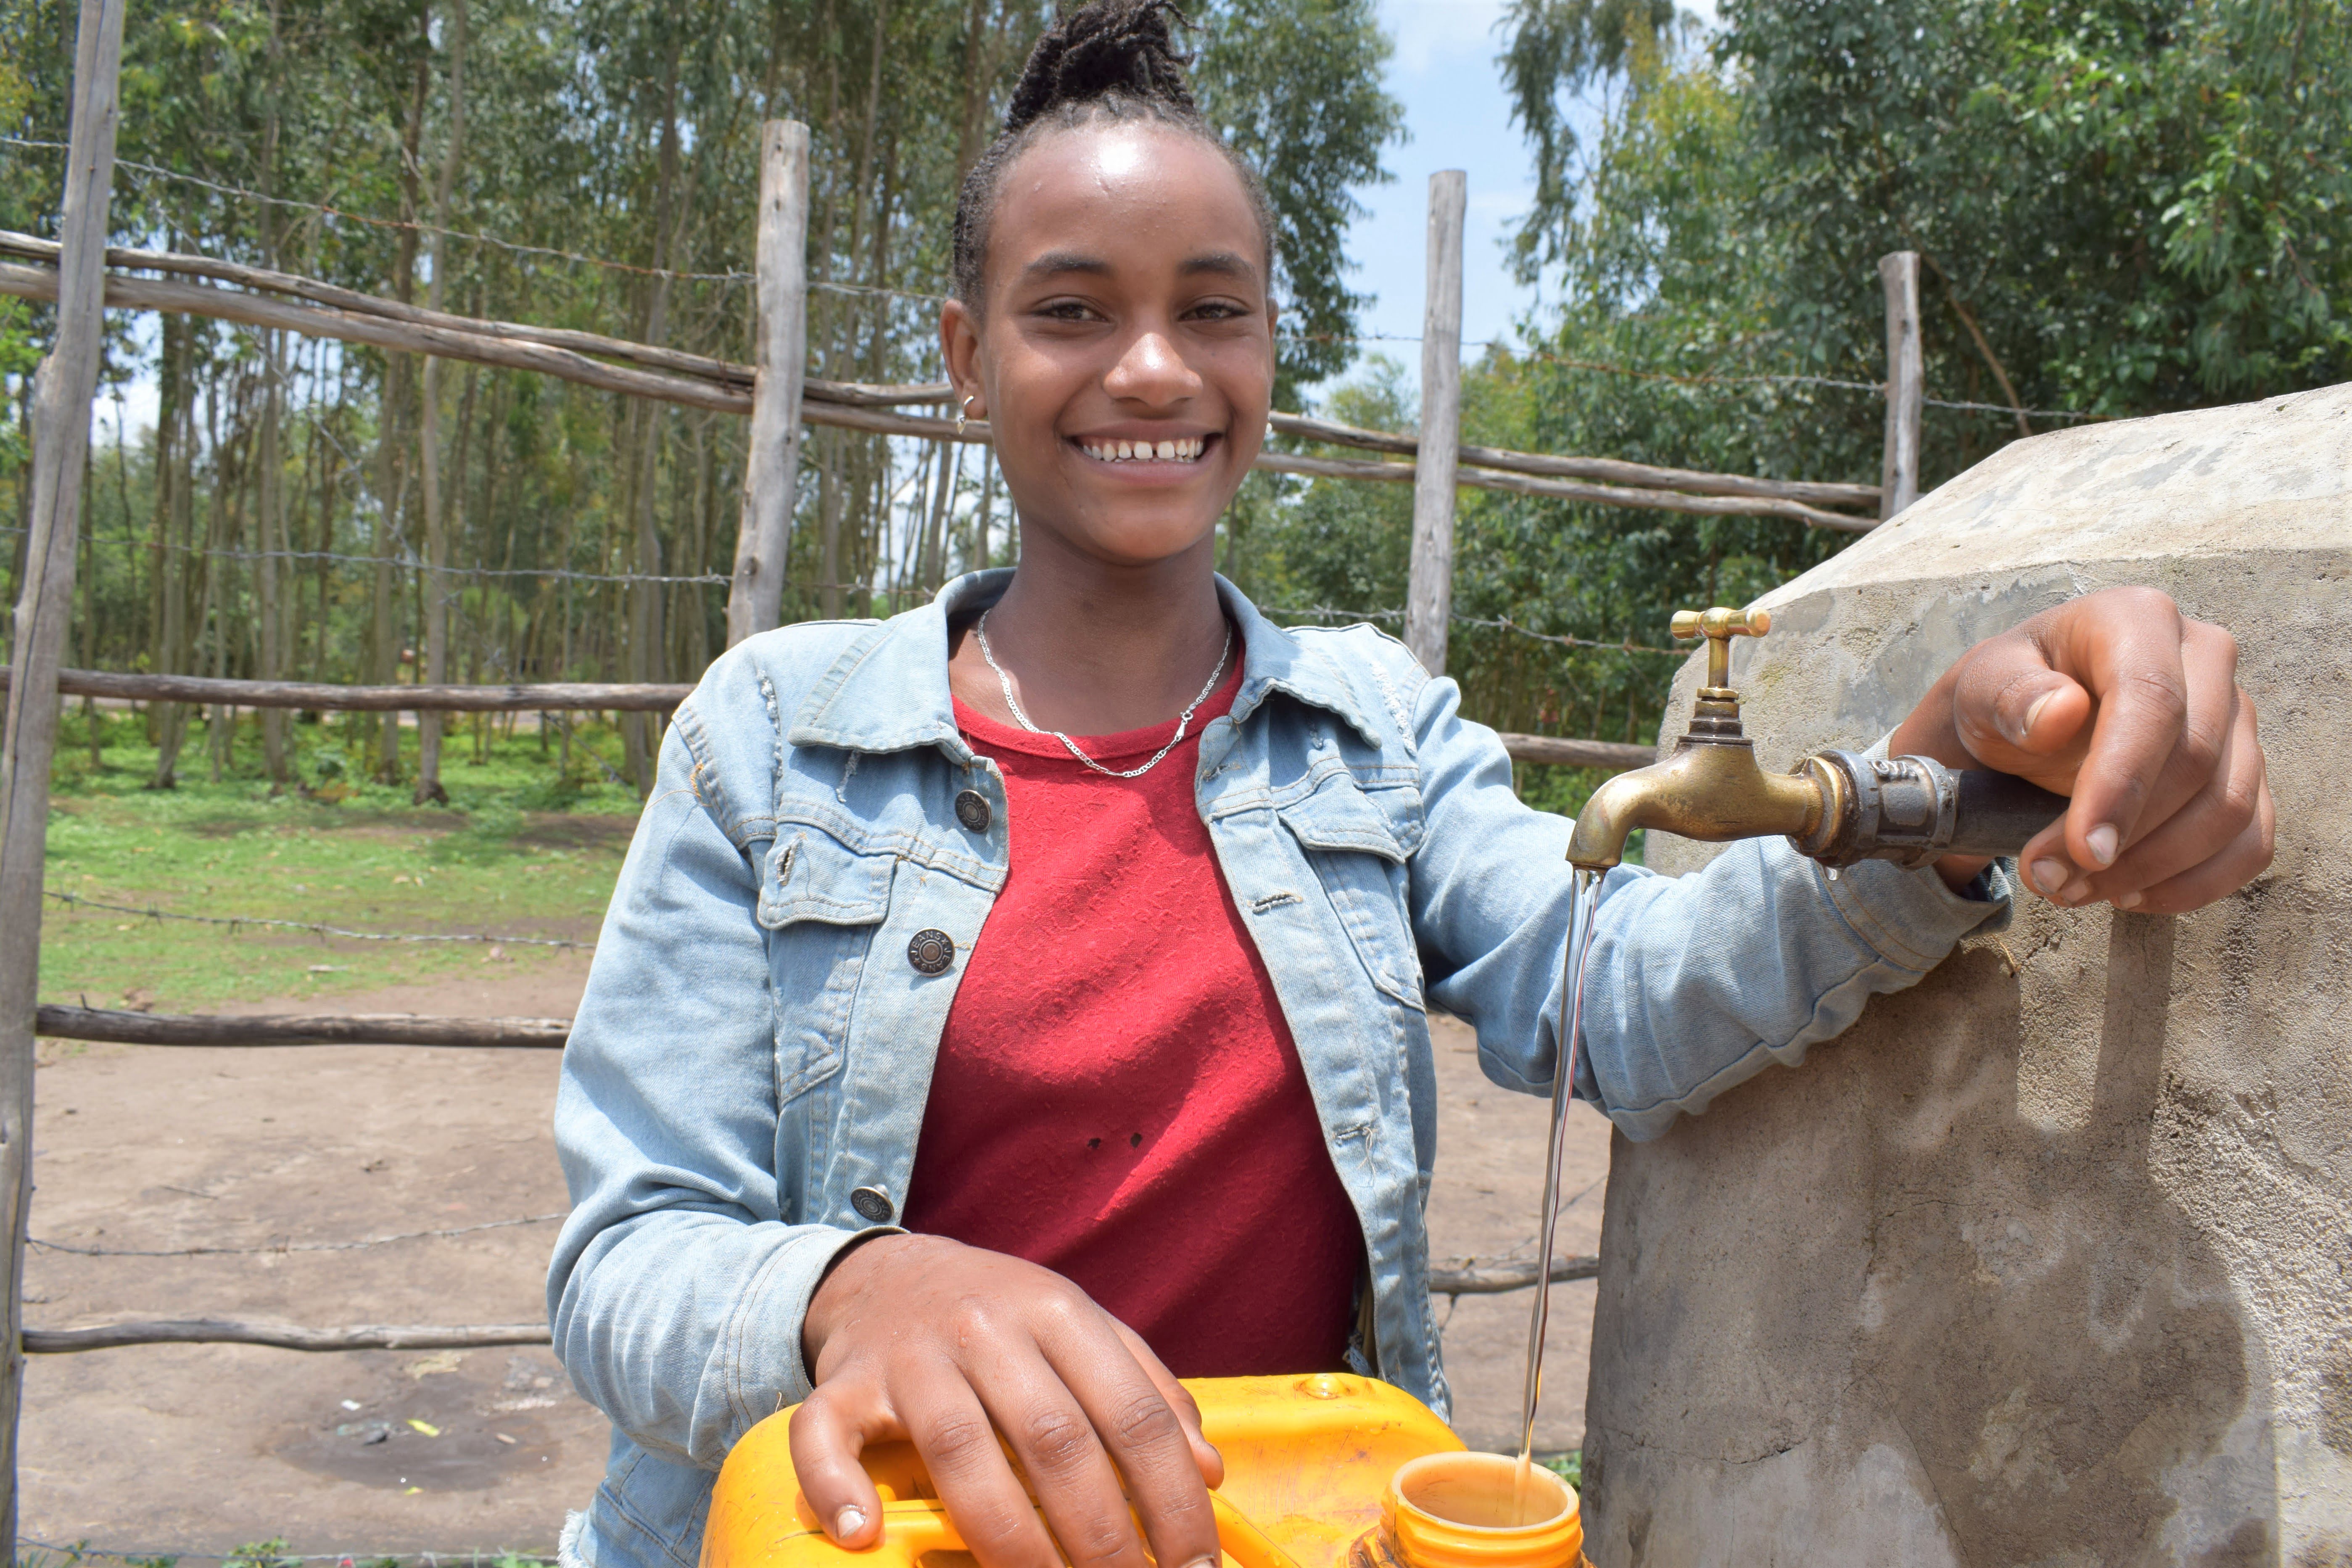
[548,570,2006,1568]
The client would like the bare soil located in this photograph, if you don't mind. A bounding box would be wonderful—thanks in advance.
[21,970,1605,1557]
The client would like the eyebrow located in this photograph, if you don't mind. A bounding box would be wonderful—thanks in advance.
[1016,250,1262,285]
[1178,251,1258,282]
[1021,251,1113,281]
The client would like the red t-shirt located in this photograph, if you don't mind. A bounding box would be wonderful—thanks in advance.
[898,648,1362,1376]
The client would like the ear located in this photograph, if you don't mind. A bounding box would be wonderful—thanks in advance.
[940,298,987,419]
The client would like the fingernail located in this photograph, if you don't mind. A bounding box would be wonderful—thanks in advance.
[2057,879,2093,907]
[2030,858,2070,896]
[2003,690,2054,747]
[2085,824,2120,867]
[835,1507,866,1540]
[2115,889,2144,911]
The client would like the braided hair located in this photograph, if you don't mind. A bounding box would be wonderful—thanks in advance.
[950,0,1277,308]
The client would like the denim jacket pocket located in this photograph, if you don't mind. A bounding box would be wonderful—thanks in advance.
[756,828,892,1105]
[757,826,893,929]
[1278,779,1424,1010]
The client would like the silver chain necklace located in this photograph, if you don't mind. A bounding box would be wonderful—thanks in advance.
[973,608,1233,780]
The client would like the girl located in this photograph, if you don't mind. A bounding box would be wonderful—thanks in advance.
[549,6,2270,1568]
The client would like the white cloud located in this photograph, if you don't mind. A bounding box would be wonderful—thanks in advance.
[1385,0,1512,78]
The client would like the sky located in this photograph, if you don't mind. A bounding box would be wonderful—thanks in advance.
[1336,0,1545,369]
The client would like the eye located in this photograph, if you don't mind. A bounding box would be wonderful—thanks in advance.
[1031,296,1105,323]
[1183,297,1255,324]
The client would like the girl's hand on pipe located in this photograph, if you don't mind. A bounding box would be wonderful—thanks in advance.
[1886,585,2273,913]
[792,1233,1226,1568]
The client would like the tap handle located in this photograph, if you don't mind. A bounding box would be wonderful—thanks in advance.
[1671,606,1772,691]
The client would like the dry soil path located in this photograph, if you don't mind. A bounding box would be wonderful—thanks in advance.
[21,973,1606,1557]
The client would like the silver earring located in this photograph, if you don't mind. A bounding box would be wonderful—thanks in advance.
[957,395,976,437]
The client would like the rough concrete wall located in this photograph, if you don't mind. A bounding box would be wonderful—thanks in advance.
[1579,383,2352,1565]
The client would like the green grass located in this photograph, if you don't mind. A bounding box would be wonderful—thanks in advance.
[36,709,639,1012]
[1543,1449,1583,1490]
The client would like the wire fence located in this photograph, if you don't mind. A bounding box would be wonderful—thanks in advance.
[147,542,732,588]
[4,133,941,305]
[1260,605,1687,658]
[1278,333,2106,423]
[29,1212,565,1259]
[5,131,2106,423]
[42,890,593,951]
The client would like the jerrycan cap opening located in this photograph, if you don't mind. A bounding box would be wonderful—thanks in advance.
[1378,1453,1583,1568]
[1392,1452,1573,1530]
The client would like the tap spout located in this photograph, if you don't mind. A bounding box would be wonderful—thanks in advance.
[1565,736,1826,871]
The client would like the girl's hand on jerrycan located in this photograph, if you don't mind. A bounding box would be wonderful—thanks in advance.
[1887,584,2273,913]
[793,1233,1227,1568]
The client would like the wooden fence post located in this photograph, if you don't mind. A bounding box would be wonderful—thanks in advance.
[726,121,811,648]
[1879,250,1923,519]
[0,0,125,1542]
[1404,170,1467,676]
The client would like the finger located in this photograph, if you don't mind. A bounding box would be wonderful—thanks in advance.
[2068,689,2262,905]
[789,1378,895,1547]
[1106,1318,1223,1488]
[2083,619,2244,863]
[954,1297,1170,1568]
[911,1358,1085,1568]
[1033,1317,1222,1568]
[2014,805,2082,905]
[2110,779,2274,916]
[2049,591,2205,870]
[1951,658,2093,776]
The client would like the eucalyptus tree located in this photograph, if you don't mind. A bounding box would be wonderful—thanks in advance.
[0,0,1405,795]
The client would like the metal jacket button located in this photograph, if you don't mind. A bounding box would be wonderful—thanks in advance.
[908,929,956,975]
[954,789,991,833]
[850,1185,895,1223]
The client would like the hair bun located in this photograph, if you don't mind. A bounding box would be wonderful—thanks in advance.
[1003,0,1197,133]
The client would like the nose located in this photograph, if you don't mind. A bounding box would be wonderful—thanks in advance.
[1102,322,1202,409]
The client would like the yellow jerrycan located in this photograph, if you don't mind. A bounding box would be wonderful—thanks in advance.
[702,1373,1588,1568]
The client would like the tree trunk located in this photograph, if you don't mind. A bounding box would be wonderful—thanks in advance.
[414,0,467,805]
[254,0,291,787]
[148,309,186,784]
[373,20,430,784]
[622,46,683,797]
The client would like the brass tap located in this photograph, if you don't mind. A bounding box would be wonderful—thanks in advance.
[1564,607,1827,871]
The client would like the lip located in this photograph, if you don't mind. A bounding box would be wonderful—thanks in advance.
[1065,430,1222,470]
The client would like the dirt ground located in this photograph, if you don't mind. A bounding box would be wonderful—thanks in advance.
[21,969,1608,1559]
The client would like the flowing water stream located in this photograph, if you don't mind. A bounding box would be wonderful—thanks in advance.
[1513,867,1604,1524]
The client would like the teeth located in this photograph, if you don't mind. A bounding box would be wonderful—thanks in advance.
[1080,436,1207,463]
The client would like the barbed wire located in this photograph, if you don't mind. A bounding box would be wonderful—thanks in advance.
[7,135,2106,427]
[5,135,946,307]
[1279,331,2102,421]
[30,1212,565,1259]
[44,889,593,950]
[1261,605,1685,657]
[154,541,730,587]
[5,140,2104,421]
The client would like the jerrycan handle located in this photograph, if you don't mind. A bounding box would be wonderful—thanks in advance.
[801,1491,1304,1568]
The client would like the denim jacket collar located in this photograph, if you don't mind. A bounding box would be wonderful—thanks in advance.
[784,569,1387,757]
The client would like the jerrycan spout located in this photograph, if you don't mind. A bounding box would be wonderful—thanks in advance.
[1348,1452,1586,1568]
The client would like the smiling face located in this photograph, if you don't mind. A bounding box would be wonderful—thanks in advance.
[942,118,1276,574]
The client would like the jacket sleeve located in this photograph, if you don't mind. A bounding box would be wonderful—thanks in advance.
[546,719,867,1470]
[1404,667,2009,1141]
